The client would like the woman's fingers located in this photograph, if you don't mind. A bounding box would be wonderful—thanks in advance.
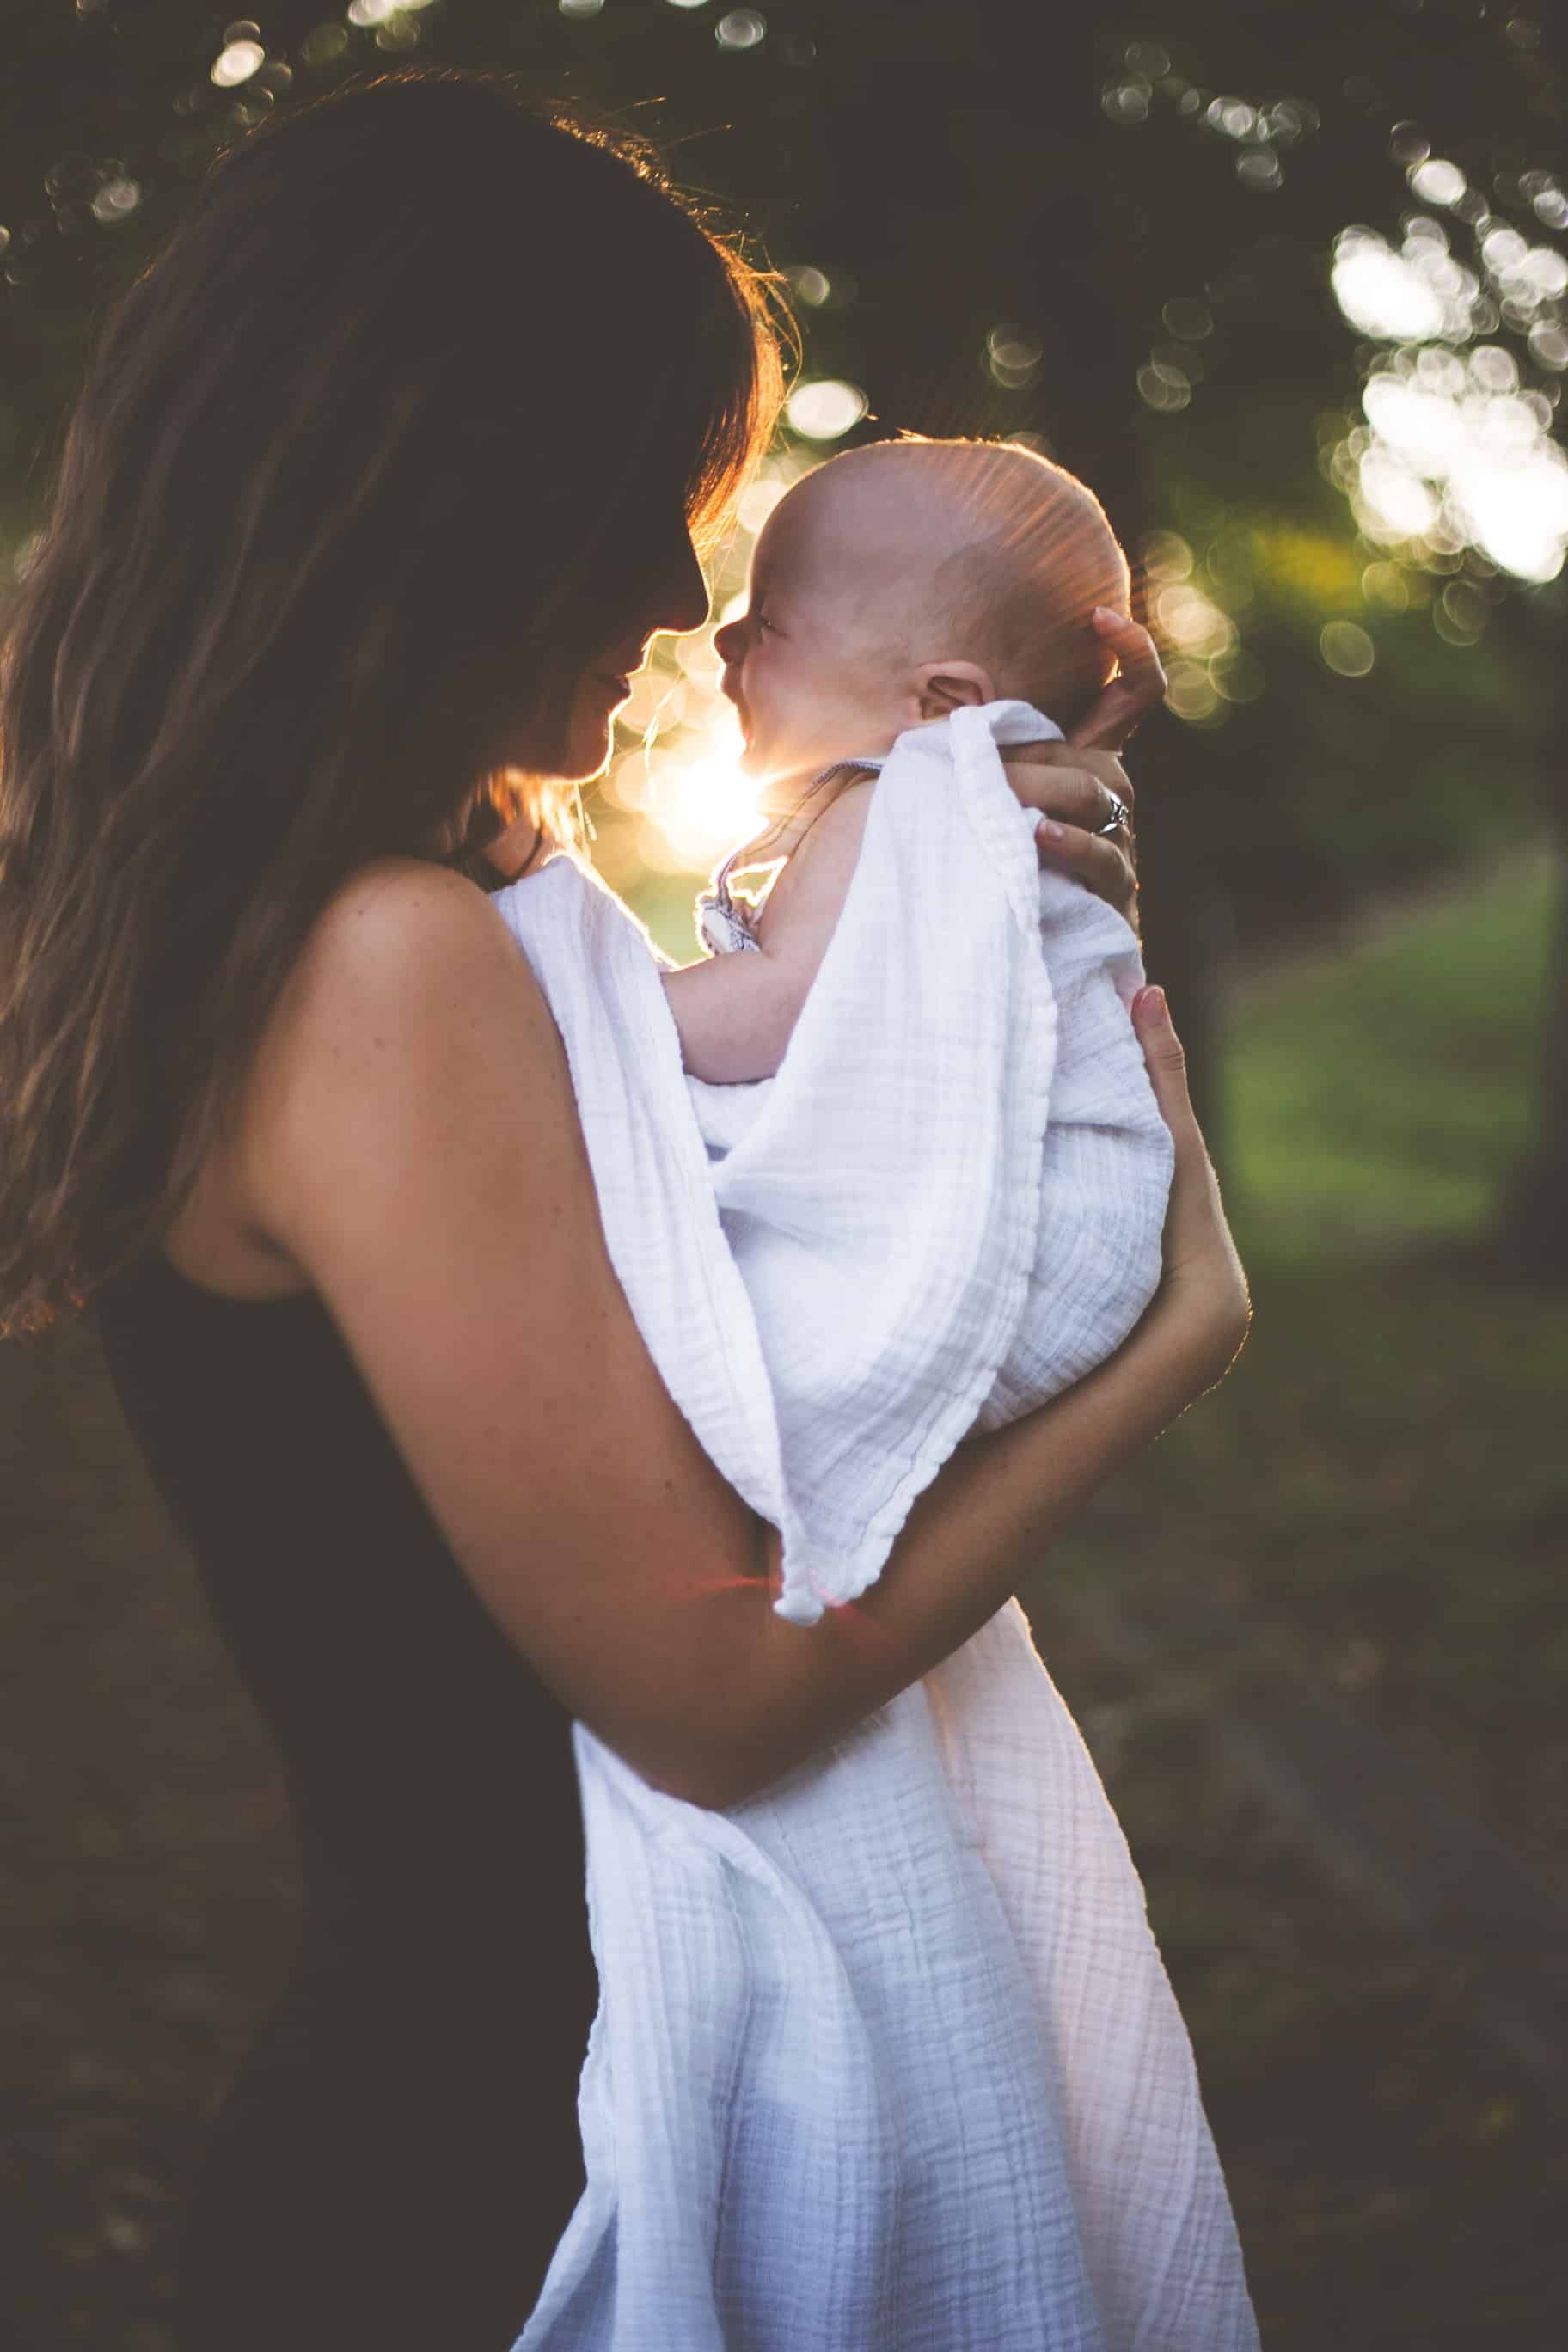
[1130,985,1251,1364]
[1130,986,1198,1159]
[1069,612,1168,753]
[998,744,1138,921]
[1033,814,1139,924]
[999,742,1136,830]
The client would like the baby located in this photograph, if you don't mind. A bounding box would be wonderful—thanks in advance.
[658,434,1132,1079]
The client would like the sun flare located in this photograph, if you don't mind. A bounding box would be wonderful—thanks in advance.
[610,712,764,874]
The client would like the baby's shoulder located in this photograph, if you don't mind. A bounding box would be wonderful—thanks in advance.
[752,772,876,947]
[795,768,878,856]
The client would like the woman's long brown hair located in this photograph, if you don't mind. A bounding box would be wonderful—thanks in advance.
[0,66,787,1335]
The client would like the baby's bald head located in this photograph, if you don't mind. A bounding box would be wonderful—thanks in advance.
[773,437,1130,730]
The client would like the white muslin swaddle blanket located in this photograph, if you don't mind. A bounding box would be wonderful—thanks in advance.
[496,701,1258,2351]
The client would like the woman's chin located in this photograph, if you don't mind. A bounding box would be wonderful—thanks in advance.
[560,720,617,783]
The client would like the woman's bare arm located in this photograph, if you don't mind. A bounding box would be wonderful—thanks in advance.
[241,863,1244,1812]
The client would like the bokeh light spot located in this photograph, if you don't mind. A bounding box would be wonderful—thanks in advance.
[1332,230,1451,340]
[785,380,867,439]
[1165,659,1221,722]
[1409,158,1467,208]
[1433,579,1487,645]
[90,178,141,224]
[1362,561,1411,609]
[737,476,789,534]
[1320,621,1375,677]
[1103,84,1151,126]
[211,39,265,87]
[786,266,831,307]
[1154,582,1234,657]
[300,25,350,64]
[715,9,767,48]
[987,323,1044,389]
[1237,150,1283,191]
[1207,97,1258,140]
[1142,530,1194,583]
[1137,362,1191,413]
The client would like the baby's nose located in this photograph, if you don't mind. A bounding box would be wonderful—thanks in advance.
[714,617,744,665]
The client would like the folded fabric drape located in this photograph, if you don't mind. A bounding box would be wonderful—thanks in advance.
[496,702,1257,2351]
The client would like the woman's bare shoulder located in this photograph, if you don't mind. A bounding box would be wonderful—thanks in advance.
[296,853,513,987]
[237,855,553,1219]
[270,856,542,1063]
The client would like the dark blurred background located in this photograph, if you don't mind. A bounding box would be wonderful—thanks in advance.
[2,3,1565,2345]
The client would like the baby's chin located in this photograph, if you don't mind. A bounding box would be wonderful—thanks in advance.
[740,746,821,805]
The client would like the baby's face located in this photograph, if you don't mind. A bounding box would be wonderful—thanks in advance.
[714,472,920,803]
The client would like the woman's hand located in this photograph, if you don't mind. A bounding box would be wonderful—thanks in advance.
[1130,983,1250,1386]
[999,609,1167,926]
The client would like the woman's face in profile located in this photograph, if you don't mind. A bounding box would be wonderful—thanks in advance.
[536,513,713,783]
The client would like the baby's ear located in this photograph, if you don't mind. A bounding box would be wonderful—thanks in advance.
[914,659,995,721]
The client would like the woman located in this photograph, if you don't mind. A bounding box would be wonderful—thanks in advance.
[0,65,1247,2352]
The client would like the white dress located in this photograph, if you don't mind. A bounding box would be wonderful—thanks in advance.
[497,702,1259,2350]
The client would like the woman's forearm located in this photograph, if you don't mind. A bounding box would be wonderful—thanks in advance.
[680,1296,1230,1810]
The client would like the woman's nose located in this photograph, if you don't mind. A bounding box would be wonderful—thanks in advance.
[650,528,710,640]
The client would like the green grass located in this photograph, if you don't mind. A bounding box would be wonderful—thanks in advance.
[1225,850,1553,1253]
[1060,848,1568,1891]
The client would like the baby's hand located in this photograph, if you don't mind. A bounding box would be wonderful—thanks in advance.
[661,780,876,1084]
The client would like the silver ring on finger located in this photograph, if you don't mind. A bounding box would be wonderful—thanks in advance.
[1092,789,1130,838]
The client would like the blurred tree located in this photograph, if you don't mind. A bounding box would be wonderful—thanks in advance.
[1089,0,1567,1268]
[1,0,1563,1250]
